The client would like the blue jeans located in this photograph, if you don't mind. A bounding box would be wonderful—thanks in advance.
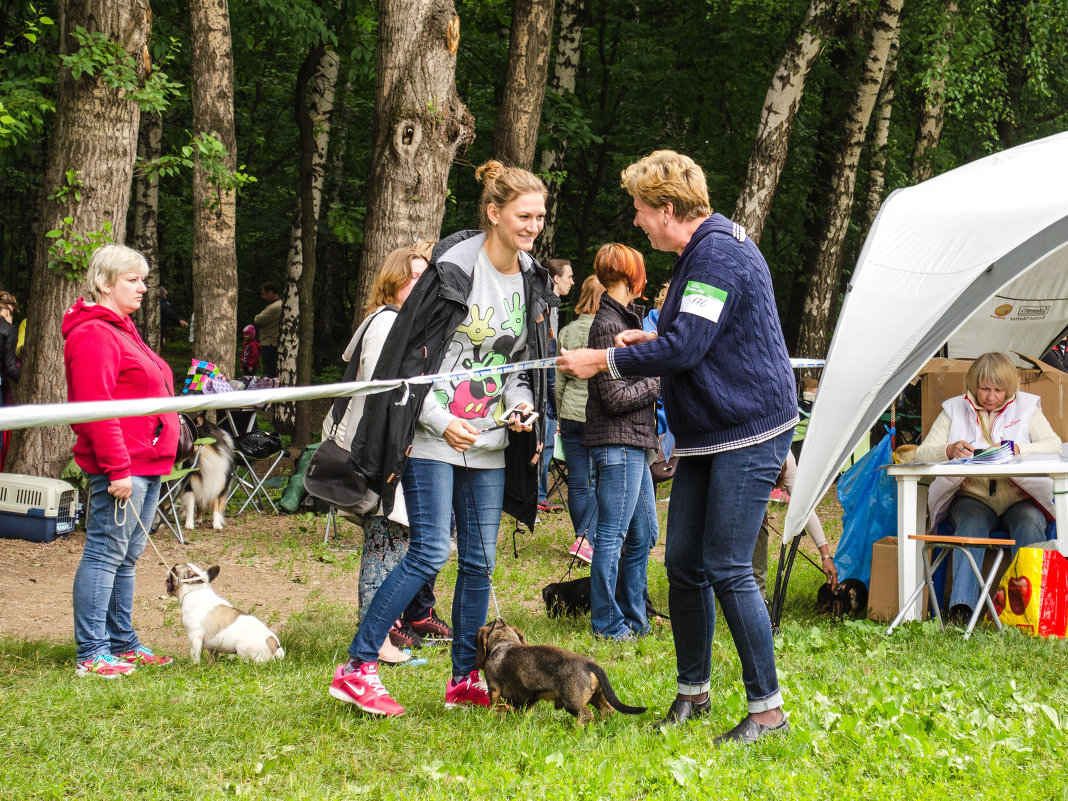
[538,414,558,503]
[349,458,503,676]
[589,444,658,638]
[947,495,1048,609]
[664,429,792,712]
[559,418,596,536]
[73,473,161,661]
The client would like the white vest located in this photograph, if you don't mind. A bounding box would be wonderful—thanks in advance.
[928,391,1054,524]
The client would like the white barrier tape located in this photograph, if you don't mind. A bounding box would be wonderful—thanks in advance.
[0,356,559,432]
[0,355,825,432]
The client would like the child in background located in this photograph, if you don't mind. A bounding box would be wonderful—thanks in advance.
[241,325,261,375]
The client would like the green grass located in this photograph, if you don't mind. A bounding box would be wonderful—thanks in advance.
[3,491,1068,800]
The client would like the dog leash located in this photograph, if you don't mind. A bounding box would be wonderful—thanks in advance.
[768,516,824,572]
[114,494,179,582]
[460,452,504,623]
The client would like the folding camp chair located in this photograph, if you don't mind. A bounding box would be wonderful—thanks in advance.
[154,429,218,543]
[224,407,287,515]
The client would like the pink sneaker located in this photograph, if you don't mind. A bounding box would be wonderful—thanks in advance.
[329,662,405,716]
[569,537,593,565]
[116,645,172,667]
[75,654,136,679]
[444,670,491,709]
[769,488,791,504]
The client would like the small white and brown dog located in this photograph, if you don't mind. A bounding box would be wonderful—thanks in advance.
[165,562,284,663]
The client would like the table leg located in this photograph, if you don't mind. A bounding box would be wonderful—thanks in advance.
[896,476,924,622]
[1054,474,1068,558]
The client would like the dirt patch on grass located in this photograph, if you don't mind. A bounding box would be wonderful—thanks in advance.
[0,512,361,654]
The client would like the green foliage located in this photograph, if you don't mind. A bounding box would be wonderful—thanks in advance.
[44,217,113,281]
[0,4,56,148]
[139,130,257,209]
[59,26,183,114]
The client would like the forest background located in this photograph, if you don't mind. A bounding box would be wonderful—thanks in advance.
[1,0,1066,477]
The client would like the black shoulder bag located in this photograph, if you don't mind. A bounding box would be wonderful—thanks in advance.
[302,308,397,514]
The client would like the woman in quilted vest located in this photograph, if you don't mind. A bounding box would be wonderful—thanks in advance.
[915,351,1061,624]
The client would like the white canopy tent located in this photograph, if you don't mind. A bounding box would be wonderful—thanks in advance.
[783,131,1068,547]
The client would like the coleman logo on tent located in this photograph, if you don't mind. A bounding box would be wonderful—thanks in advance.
[681,281,727,323]
[993,304,1013,318]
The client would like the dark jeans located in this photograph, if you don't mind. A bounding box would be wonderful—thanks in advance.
[348,458,503,676]
[559,418,596,536]
[261,344,278,378]
[538,414,558,503]
[664,429,792,712]
[589,444,658,637]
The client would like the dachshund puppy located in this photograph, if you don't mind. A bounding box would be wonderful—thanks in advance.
[816,578,869,618]
[475,620,645,724]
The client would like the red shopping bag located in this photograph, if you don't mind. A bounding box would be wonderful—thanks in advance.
[994,546,1068,638]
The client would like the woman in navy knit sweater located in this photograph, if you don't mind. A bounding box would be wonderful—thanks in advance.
[558,151,797,744]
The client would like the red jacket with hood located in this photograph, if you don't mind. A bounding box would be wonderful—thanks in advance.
[63,298,179,480]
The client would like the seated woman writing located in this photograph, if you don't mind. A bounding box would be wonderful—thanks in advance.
[915,351,1061,624]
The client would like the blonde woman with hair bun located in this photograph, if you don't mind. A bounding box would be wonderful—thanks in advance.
[329,161,558,718]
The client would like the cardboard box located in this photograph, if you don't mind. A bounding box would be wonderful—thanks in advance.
[867,536,903,621]
[917,355,1068,441]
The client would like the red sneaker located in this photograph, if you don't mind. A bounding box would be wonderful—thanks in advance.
[329,662,405,716]
[408,609,453,643]
[444,670,491,709]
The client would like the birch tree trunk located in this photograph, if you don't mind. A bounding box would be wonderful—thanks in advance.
[189,0,238,378]
[911,0,958,182]
[795,0,904,359]
[861,33,899,236]
[493,0,556,170]
[132,110,162,352]
[732,0,840,244]
[355,0,475,326]
[275,44,339,444]
[8,0,151,478]
[535,0,583,265]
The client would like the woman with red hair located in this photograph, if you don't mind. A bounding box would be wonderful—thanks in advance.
[583,243,660,639]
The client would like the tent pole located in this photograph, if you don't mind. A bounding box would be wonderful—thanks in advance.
[769,535,801,631]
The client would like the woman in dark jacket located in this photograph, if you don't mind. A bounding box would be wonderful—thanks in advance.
[330,160,556,718]
[583,243,660,639]
[558,151,796,743]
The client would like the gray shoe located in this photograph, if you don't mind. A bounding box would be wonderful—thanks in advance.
[714,714,789,745]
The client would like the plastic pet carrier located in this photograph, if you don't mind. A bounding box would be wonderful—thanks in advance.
[0,474,79,542]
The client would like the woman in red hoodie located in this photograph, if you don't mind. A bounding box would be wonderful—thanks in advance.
[64,244,179,678]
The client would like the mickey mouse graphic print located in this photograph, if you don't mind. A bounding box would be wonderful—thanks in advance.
[409,248,534,469]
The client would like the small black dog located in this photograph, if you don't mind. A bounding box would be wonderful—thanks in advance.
[542,577,668,621]
[542,576,591,618]
[816,579,869,618]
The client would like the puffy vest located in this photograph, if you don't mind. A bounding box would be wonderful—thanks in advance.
[928,391,1054,525]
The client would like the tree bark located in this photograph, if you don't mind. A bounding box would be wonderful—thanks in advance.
[732,0,840,244]
[132,110,162,352]
[354,0,475,328]
[493,0,556,170]
[535,0,583,265]
[189,0,238,378]
[796,0,904,359]
[8,0,151,478]
[275,43,339,446]
[861,32,899,236]
[910,0,957,182]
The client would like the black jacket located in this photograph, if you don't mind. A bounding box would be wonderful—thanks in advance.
[582,293,660,449]
[0,317,19,390]
[349,230,558,529]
